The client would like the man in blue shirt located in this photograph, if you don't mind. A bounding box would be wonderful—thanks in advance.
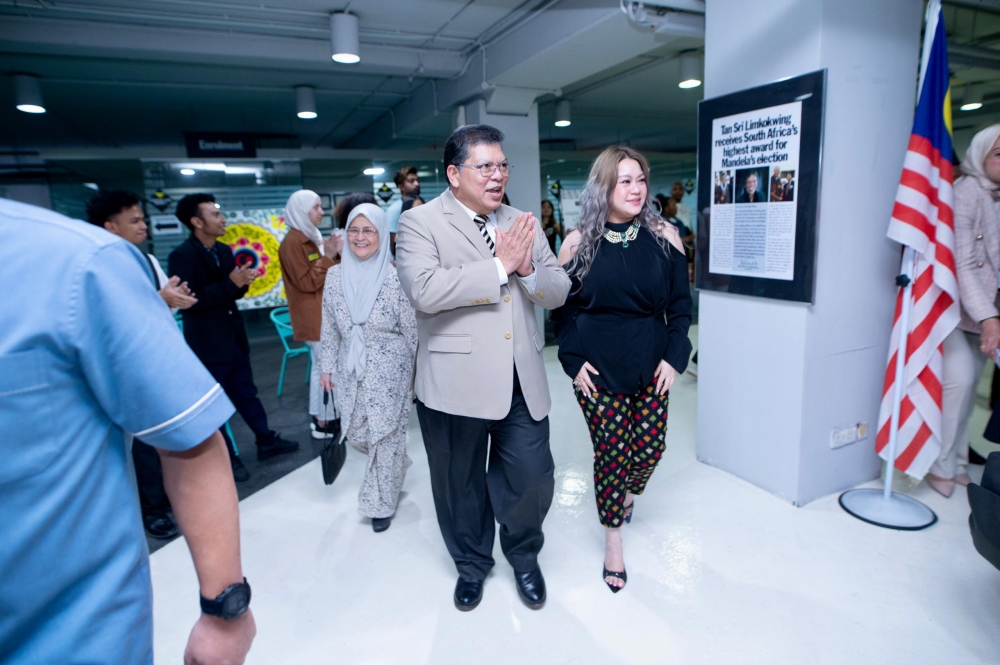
[386,165,420,249]
[0,198,256,664]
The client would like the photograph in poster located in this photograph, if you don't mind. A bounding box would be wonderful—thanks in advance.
[696,70,825,303]
[709,101,800,280]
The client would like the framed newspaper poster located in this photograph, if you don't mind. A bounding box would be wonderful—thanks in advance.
[695,70,826,303]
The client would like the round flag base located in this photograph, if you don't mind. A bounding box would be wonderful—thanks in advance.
[839,488,937,531]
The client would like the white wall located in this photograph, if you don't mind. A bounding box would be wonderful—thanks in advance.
[698,0,924,504]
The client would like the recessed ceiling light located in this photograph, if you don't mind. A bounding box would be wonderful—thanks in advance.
[180,168,196,175]
[363,167,385,176]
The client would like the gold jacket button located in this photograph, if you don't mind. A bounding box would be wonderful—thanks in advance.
[537,290,545,298]
[504,295,511,302]
[978,262,984,268]
[504,332,512,340]
[978,235,984,240]
[485,298,491,303]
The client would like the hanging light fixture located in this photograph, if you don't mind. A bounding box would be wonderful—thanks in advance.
[961,84,983,111]
[678,52,702,89]
[296,86,317,119]
[12,74,46,114]
[331,13,360,64]
[554,99,571,127]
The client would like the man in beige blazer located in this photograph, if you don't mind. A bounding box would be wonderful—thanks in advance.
[396,124,570,612]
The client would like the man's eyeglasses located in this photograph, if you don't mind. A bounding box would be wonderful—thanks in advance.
[457,162,511,178]
[347,227,378,238]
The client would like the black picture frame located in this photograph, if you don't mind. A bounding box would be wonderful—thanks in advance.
[695,70,826,303]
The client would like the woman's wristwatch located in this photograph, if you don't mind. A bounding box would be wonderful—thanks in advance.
[200,578,251,620]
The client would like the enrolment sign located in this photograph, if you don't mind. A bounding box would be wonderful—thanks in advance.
[696,71,825,303]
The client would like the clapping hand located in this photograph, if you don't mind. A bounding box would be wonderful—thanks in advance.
[495,212,535,275]
[160,275,198,309]
[515,215,536,277]
[229,265,256,288]
[323,232,343,259]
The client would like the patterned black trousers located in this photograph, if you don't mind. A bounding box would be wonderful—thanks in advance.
[576,380,668,527]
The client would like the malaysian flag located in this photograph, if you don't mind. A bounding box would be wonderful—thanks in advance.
[876,0,959,479]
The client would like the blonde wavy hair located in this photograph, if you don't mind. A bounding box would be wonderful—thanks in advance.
[566,145,670,282]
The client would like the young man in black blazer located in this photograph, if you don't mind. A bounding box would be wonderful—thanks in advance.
[168,193,298,481]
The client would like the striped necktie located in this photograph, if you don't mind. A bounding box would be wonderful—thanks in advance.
[473,213,495,256]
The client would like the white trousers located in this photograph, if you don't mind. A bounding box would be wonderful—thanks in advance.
[934,328,987,478]
[307,341,336,421]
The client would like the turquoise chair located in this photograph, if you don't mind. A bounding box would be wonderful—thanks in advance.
[175,313,238,456]
[270,306,311,397]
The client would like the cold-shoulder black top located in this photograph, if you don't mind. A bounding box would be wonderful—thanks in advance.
[552,221,693,395]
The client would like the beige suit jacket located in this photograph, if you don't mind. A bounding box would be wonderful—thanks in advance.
[396,189,571,421]
[954,175,1000,334]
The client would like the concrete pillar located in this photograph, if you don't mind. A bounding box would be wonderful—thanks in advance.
[466,98,546,334]
[697,0,924,504]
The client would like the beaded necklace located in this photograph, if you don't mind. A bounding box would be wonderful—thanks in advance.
[603,219,640,248]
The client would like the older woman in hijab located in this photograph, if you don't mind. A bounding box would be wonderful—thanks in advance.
[279,190,343,439]
[319,203,418,531]
[932,124,1000,497]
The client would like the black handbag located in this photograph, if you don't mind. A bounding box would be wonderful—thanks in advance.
[320,390,346,485]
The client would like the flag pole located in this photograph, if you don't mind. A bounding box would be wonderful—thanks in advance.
[838,1,941,530]
[839,247,936,529]
[882,247,915,501]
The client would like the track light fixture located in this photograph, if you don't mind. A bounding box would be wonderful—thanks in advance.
[331,13,360,64]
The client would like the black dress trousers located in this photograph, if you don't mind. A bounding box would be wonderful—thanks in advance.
[132,438,170,519]
[203,343,276,449]
[416,371,554,581]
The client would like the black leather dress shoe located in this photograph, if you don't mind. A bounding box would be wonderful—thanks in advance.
[231,457,250,483]
[372,517,391,533]
[453,577,484,611]
[143,514,179,539]
[514,568,546,609]
[257,434,299,461]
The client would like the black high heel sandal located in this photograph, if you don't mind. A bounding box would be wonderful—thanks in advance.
[603,566,627,593]
[623,501,634,524]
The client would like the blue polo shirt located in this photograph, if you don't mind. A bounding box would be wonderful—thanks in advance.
[0,199,235,664]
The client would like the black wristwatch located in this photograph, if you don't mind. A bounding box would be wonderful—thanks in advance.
[200,578,251,620]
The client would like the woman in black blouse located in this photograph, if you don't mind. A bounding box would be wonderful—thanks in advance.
[553,145,692,593]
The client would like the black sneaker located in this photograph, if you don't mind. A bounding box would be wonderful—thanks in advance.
[257,434,300,461]
[231,456,250,483]
[144,514,179,539]
[310,417,341,440]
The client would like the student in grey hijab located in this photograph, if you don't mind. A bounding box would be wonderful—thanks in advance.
[318,203,418,531]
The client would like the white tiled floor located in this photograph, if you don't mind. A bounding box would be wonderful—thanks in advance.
[151,341,1000,664]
